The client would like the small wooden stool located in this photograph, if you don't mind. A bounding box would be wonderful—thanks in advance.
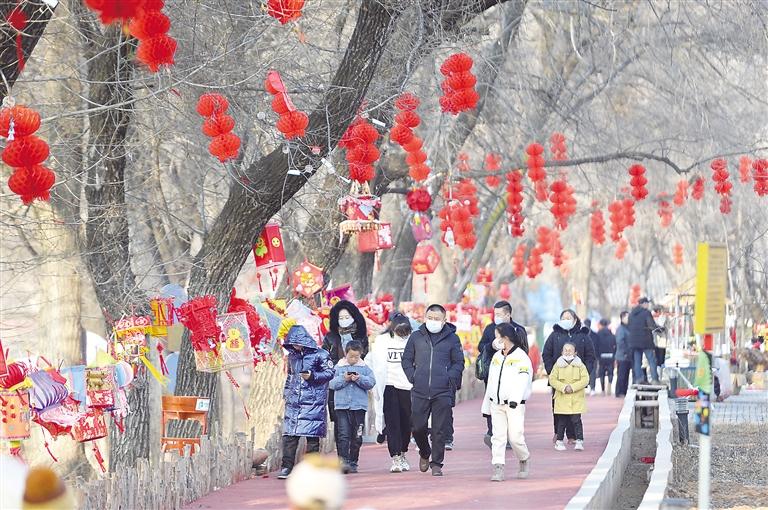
[160,396,210,455]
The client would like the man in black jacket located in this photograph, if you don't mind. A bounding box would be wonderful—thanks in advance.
[596,318,617,395]
[627,297,660,384]
[402,304,464,477]
[476,301,527,446]
[584,319,600,395]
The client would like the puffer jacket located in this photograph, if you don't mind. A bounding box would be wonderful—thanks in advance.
[596,328,617,359]
[615,324,630,361]
[328,359,375,411]
[282,325,335,437]
[481,346,533,415]
[549,356,590,415]
[542,321,597,375]
[402,323,464,399]
[627,305,658,350]
[476,320,528,382]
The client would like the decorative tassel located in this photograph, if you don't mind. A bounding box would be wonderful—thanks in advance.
[93,443,106,473]
[156,342,169,376]
[225,370,250,421]
[138,353,168,387]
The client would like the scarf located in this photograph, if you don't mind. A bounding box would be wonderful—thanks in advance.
[339,323,357,336]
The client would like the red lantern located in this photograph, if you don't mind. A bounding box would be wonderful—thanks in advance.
[512,243,527,277]
[0,105,40,137]
[198,93,240,162]
[197,93,229,116]
[410,212,433,242]
[476,267,493,285]
[590,207,606,245]
[628,164,648,201]
[672,243,684,267]
[7,166,55,205]
[525,143,548,202]
[267,0,305,24]
[608,200,625,242]
[526,247,543,279]
[83,0,143,24]
[406,187,431,212]
[439,53,479,115]
[411,243,440,275]
[550,132,567,161]
[357,229,379,253]
[208,133,241,162]
[691,176,705,200]
[135,34,177,72]
[498,283,511,300]
[739,156,752,183]
[484,153,502,188]
[673,180,688,207]
[252,222,286,268]
[2,135,49,167]
[629,284,641,306]
[615,238,629,260]
[752,159,768,197]
[292,261,324,298]
[657,193,673,228]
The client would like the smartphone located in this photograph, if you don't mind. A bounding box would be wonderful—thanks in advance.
[347,371,358,376]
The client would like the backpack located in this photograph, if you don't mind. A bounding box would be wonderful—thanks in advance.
[475,343,493,381]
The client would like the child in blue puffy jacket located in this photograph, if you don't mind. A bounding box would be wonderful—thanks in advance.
[329,340,376,473]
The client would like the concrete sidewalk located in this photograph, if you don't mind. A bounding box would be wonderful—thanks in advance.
[184,384,624,510]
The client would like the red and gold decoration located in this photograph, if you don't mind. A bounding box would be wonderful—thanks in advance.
[215,312,254,370]
[292,261,324,298]
[525,143,548,202]
[177,296,223,372]
[439,52,479,115]
[252,222,287,296]
[197,93,240,162]
[412,242,440,294]
[266,70,309,139]
[410,213,433,242]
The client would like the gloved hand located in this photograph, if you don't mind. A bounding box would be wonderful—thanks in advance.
[508,401,518,409]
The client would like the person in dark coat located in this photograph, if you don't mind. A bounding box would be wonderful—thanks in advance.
[542,309,597,441]
[596,318,617,395]
[322,300,369,428]
[477,301,528,446]
[614,311,632,397]
[627,297,660,384]
[278,325,335,479]
[402,304,464,477]
[584,319,600,394]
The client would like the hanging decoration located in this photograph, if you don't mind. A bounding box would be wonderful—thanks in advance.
[266,70,309,139]
[337,194,382,237]
[628,164,648,201]
[292,261,324,298]
[622,198,636,228]
[691,176,705,201]
[549,230,566,267]
[6,7,28,72]
[550,132,567,161]
[457,152,471,172]
[0,388,31,441]
[589,205,606,245]
[535,226,553,256]
[498,283,511,300]
[629,284,642,306]
[215,312,255,370]
[525,143,548,202]
[615,237,629,260]
[410,212,433,242]
[711,159,732,214]
[341,117,380,189]
[437,200,475,250]
[177,296,223,373]
[411,242,440,294]
[1,104,55,205]
[738,156,752,183]
[608,200,625,242]
[357,222,393,253]
[512,243,527,278]
[228,288,271,365]
[549,178,573,230]
[112,315,151,363]
[673,180,688,207]
[484,153,501,188]
[506,170,525,237]
[323,285,355,308]
[657,193,673,228]
[252,222,287,297]
[525,247,543,279]
[672,243,684,267]
[83,0,143,24]
[476,267,493,285]
[406,187,431,212]
[439,52,479,115]
[752,159,768,197]
[390,93,431,182]
[129,1,177,72]
[267,0,305,24]
[196,93,240,162]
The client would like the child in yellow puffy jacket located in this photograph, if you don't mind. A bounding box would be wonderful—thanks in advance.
[548,342,590,451]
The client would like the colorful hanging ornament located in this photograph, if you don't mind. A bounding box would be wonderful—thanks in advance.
[439,52,479,115]
[525,143,548,202]
[177,296,223,372]
[410,212,433,242]
[267,0,305,24]
[628,164,648,201]
[406,187,431,212]
[292,261,324,298]
[549,179,570,230]
[437,200,475,250]
[411,242,440,294]
[252,222,287,297]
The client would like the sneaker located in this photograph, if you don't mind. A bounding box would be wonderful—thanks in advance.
[574,440,584,451]
[518,459,530,479]
[390,456,403,473]
[445,441,454,451]
[554,441,566,451]
[399,454,410,471]
[484,434,493,449]
[491,463,505,482]
[419,456,430,473]
[431,465,443,476]
[589,389,596,396]
[341,461,351,474]
[277,467,291,479]
[376,433,386,444]
[348,462,358,474]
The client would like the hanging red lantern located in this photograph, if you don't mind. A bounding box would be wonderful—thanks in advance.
[525,143,548,202]
[135,34,177,72]
[7,166,55,205]
[265,70,309,140]
[526,247,543,279]
[615,237,629,260]
[267,0,305,24]
[498,283,511,300]
[629,284,641,306]
[657,193,673,228]
[673,180,688,207]
[484,153,502,188]
[512,243,526,277]
[2,135,50,167]
[549,132,567,161]
[739,156,753,183]
[691,176,705,200]
[252,222,286,268]
[208,133,241,162]
[0,105,40,137]
[406,187,431,212]
[628,164,648,201]
[622,198,636,227]
[391,92,431,182]
[275,110,309,139]
[412,242,440,275]
[128,0,177,72]
[608,200,625,242]
[506,170,525,237]
[197,92,240,162]
[476,267,494,285]
[752,159,768,197]
[590,207,605,245]
[711,159,732,214]
[672,243,684,267]
[409,164,430,182]
[202,114,236,137]
[439,53,479,115]
[549,179,570,230]
[197,93,229,116]
[83,0,143,24]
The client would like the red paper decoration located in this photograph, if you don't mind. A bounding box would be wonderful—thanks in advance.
[391,92,431,183]
[438,200,475,250]
[672,243,684,267]
[657,193,673,228]
[197,93,240,162]
[449,179,480,216]
[711,159,732,215]
[0,106,40,137]
[535,226,554,256]
[590,207,606,245]
[608,200,625,242]
[7,7,27,71]
[412,243,440,275]
[512,243,527,277]
[550,230,566,267]
[752,159,768,197]
[7,166,56,205]
[629,284,641,306]
[628,164,648,201]
[178,296,221,353]
[484,153,501,188]
[549,178,575,230]
[2,135,49,167]
[498,283,511,300]
[228,289,270,366]
[293,261,324,298]
[267,0,305,24]
[506,171,525,237]
[343,119,380,185]
[525,143,548,202]
[739,156,752,183]
[622,198,636,228]
[439,53,479,115]
[549,132,567,161]
[406,187,431,212]
[691,176,705,200]
[457,152,470,172]
[265,71,309,139]
[128,1,177,72]
[673,180,688,207]
[526,247,543,279]
[615,237,629,260]
[83,0,143,24]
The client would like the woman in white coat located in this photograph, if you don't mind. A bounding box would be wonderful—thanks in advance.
[368,313,414,473]
[481,322,532,482]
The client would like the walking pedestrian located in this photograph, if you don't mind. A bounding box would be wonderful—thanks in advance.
[549,342,589,451]
[482,323,532,482]
[368,313,414,473]
[595,318,617,395]
[278,325,335,479]
[329,340,375,474]
[542,309,596,443]
[323,300,369,439]
[477,301,528,448]
[584,319,600,396]
[402,304,464,477]
[614,311,632,397]
[627,297,661,385]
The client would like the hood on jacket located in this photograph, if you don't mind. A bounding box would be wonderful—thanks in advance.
[417,321,457,341]
[552,319,588,335]
[555,355,584,368]
[336,358,368,367]
[284,325,319,351]
[329,300,368,337]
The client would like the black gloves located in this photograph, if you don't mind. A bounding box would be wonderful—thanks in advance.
[508,401,518,409]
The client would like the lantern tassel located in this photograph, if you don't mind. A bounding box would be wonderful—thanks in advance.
[156,342,169,376]
[93,444,106,473]
[225,370,250,421]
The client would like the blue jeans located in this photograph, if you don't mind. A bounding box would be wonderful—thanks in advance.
[633,349,658,383]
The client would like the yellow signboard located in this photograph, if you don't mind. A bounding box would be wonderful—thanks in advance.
[694,243,728,334]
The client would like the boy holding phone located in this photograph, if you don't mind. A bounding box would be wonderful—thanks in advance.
[329,340,375,473]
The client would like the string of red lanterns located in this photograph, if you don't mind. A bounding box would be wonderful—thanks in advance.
[628,164,649,201]
[657,193,673,228]
[711,159,732,214]
[549,132,567,161]
[691,176,705,200]
[525,143,548,202]
[266,71,309,140]
[129,0,177,73]
[589,206,606,245]
[506,170,525,237]
[512,243,527,277]
[390,92,431,182]
[672,243,684,267]
[484,153,502,188]
[673,180,688,207]
[196,93,240,162]
[739,156,752,183]
[439,53,479,115]
[753,159,768,196]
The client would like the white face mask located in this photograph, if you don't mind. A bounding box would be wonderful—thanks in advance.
[564,355,575,362]
[492,338,505,350]
[425,320,443,334]
[558,319,575,330]
[338,317,354,329]
[494,316,508,325]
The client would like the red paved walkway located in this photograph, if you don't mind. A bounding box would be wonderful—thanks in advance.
[185,384,623,510]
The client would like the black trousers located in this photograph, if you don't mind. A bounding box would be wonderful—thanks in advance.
[281,435,320,470]
[551,388,575,438]
[615,359,631,396]
[383,386,412,457]
[555,414,584,441]
[589,359,598,391]
[445,391,457,443]
[412,394,452,468]
[335,409,366,464]
[483,380,493,435]
[598,358,614,392]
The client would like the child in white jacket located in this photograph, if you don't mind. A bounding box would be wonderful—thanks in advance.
[481,322,532,482]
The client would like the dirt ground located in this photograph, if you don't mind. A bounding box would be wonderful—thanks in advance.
[616,427,657,509]
[667,424,768,509]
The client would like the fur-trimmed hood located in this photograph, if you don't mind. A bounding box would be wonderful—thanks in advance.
[329,300,368,337]
[555,355,584,368]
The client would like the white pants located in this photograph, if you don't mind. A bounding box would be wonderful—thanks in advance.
[490,402,530,465]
